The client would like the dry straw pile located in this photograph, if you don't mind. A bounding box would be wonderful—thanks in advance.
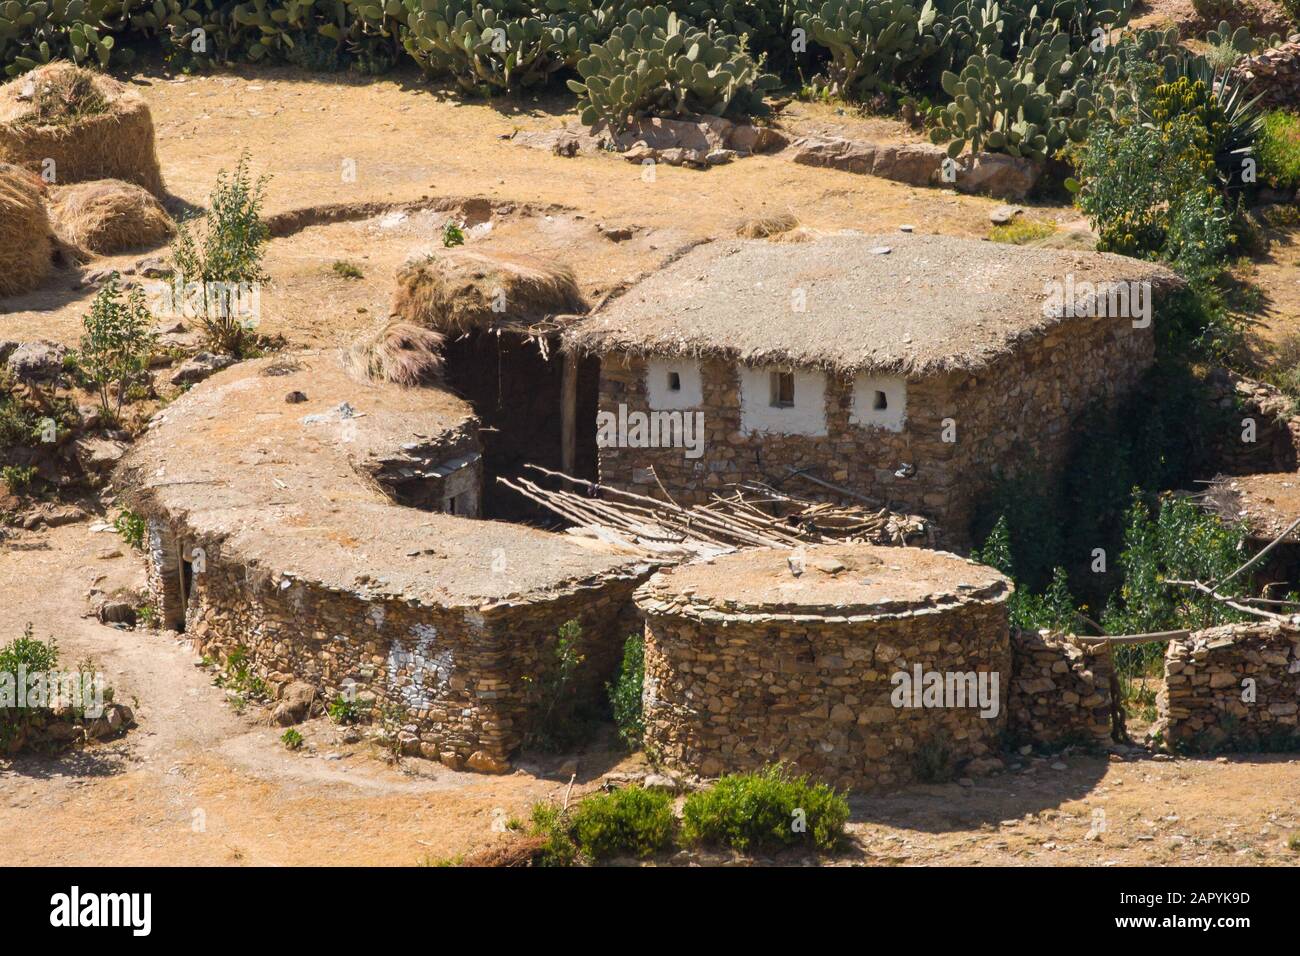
[345,320,446,387]
[49,178,174,255]
[392,247,587,335]
[0,161,52,297]
[0,63,164,196]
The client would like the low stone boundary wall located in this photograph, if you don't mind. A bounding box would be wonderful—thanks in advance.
[1158,622,1300,752]
[1006,630,1113,748]
[145,515,652,771]
[1232,38,1300,111]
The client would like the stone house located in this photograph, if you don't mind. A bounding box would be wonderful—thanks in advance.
[565,233,1181,545]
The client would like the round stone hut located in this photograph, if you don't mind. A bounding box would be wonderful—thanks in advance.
[636,543,1013,791]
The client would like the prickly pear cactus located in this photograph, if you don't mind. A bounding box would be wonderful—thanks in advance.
[404,0,563,94]
[567,4,777,132]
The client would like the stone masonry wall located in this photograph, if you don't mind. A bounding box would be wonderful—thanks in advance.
[143,514,651,771]
[596,308,1153,546]
[639,595,1012,792]
[1158,622,1300,752]
[1007,629,1113,748]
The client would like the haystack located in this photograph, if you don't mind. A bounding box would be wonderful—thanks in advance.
[0,162,53,297]
[49,178,174,255]
[392,247,588,336]
[0,63,164,196]
[735,211,799,239]
[345,320,446,387]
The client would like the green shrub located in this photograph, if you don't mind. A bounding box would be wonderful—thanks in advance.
[527,801,580,866]
[442,219,465,248]
[1074,114,1231,282]
[77,274,156,423]
[328,693,362,724]
[0,465,36,494]
[571,786,675,859]
[281,728,303,749]
[1257,111,1300,191]
[331,260,364,279]
[523,618,590,750]
[681,764,849,852]
[0,623,59,677]
[113,508,147,552]
[170,152,270,358]
[607,632,644,750]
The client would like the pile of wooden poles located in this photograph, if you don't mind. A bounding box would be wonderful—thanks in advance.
[498,465,931,559]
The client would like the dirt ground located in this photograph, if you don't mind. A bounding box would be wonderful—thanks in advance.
[3,56,1300,866]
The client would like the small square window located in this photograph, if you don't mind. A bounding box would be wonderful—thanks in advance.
[770,371,795,408]
[873,390,888,410]
[667,371,681,391]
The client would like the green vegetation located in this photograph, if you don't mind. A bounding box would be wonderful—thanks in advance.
[0,623,58,677]
[113,507,147,551]
[281,728,304,750]
[170,152,270,358]
[77,274,157,424]
[989,219,1055,245]
[0,464,36,495]
[570,786,675,859]
[212,645,268,700]
[522,618,591,750]
[526,801,581,867]
[441,219,466,248]
[680,764,849,852]
[331,260,364,279]
[327,693,362,724]
[1258,111,1300,191]
[607,632,644,750]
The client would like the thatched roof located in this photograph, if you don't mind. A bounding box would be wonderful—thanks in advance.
[564,234,1181,376]
[392,246,587,337]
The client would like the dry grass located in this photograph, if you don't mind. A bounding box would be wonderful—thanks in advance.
[345,320,445,387]
[10,64,108,127]
[392,247,587,336]
[736,211,799,239]
[0,63,164,196]
[0,162,52,297]
[49,178,174,255]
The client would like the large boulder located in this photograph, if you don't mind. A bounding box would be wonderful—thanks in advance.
[6,340,66,382]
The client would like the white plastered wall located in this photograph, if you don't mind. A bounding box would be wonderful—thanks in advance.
[738,364,828,436]
[849,374,907,432]
[645,357,703,410]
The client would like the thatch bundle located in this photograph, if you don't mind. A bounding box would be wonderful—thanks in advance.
[0,162,53,297]
[0,63,165,196]
[345,320,446,387]
[392,247,587,335]
[49,178,175,255]
[735,211,799,239]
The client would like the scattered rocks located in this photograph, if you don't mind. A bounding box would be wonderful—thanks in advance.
[989,205,1024,226]
[1231,37,1300,110]
[73,436,128,474]
[5,341,67,383]
[170,352,235,386]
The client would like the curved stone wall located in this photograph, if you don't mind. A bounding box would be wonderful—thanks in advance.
[636,545,1012,791]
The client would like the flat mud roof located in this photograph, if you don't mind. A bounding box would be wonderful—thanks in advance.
[120,353,648,606]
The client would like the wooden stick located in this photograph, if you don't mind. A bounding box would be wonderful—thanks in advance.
[1214,514,1300,589]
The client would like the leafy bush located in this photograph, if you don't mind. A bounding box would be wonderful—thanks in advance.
[1102,491,1254,637]
[281,728,303,749]
[522,618,589,750]
[170,152,270,358]
[327,693,362,724]
[971,516,1078,632]
[113,508,147,551]
[681,764,849,852]
[1074,114,1231,282]
[568,5,778,132]
[571,785,675,859]
[0,623,58,677]
[526,801,580,866]
[607,632,644,749]
[1258,111,1300,191]
[77,274,156,423]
